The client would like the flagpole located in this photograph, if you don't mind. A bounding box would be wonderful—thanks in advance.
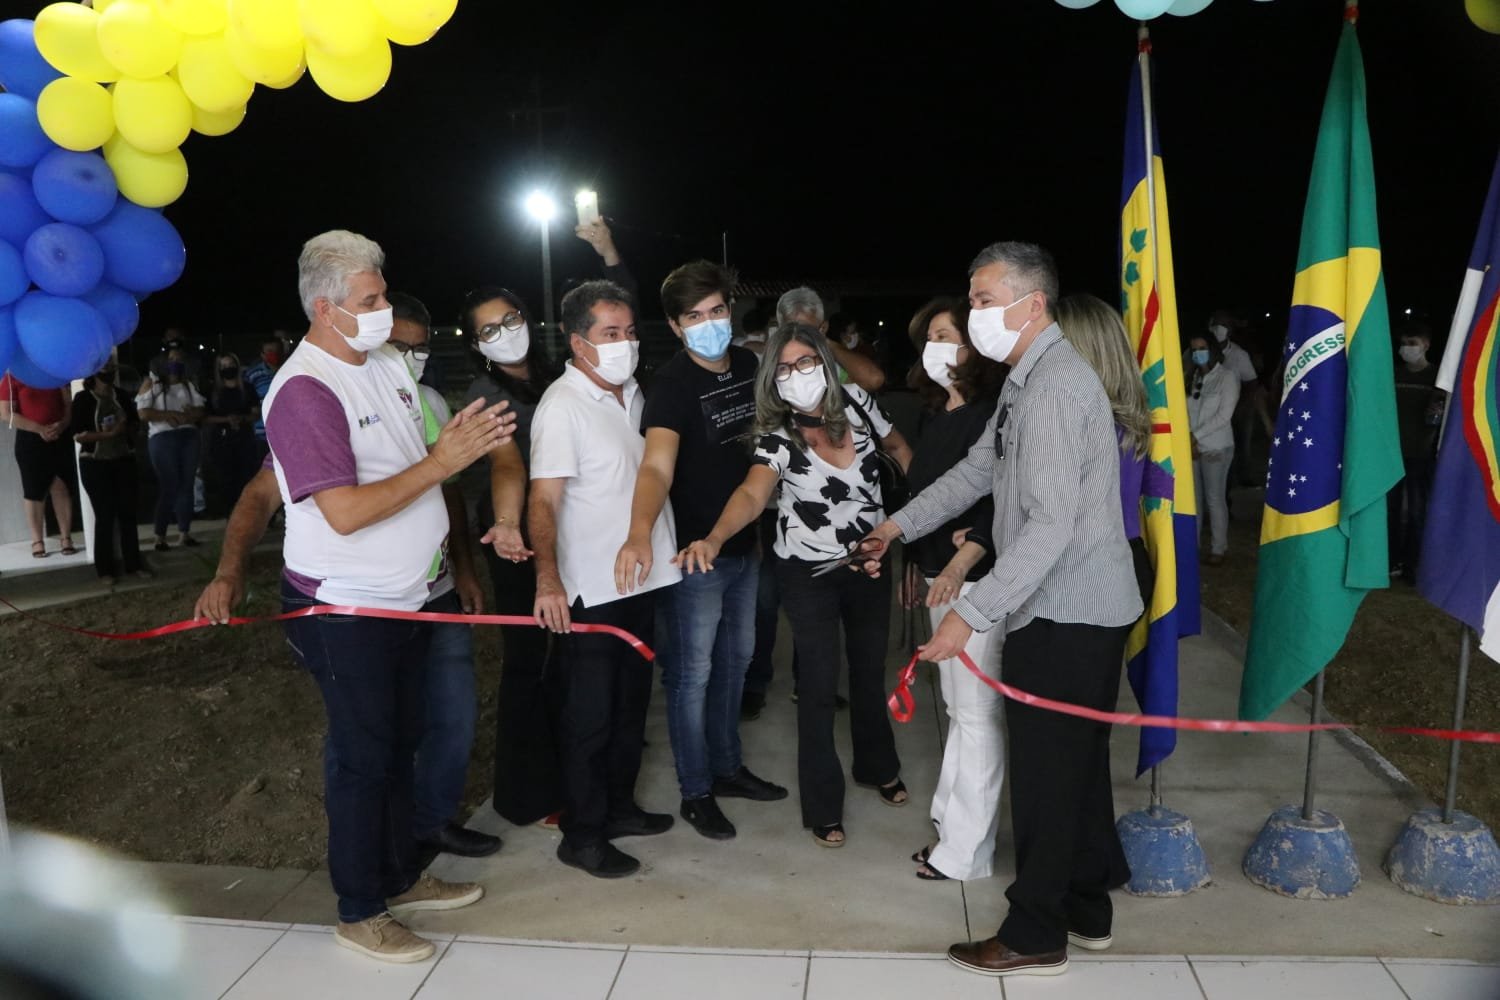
[1301,671,1325,820]
[1136,20,1169,819]
[1441,627,1472,823]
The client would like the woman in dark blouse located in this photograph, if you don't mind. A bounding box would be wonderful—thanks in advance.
[903,297,1009,882]
[71,365,147,584]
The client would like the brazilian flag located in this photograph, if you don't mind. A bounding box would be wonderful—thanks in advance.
[1239,13,1403,721]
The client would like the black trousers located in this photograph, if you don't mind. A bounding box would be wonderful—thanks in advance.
[555,590,656,846]
[79,456,141,577]
[775,558,899,828]
[997,617,1132,955]
[483,546,563,826]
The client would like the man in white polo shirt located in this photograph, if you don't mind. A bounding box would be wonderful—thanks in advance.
[264,231,513,963]
[530,279,681,879]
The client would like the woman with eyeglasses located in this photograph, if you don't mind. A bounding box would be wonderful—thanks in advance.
[677,323,913,848]
[1184,331,1239,567]
[901,297,1008,882]
[459,286,566,826]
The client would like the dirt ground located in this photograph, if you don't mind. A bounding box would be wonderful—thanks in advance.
[1,509,1495,869]
[0,550,501,868]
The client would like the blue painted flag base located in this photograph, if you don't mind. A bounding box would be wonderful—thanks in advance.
[1116,807,1211,897]
[1385,808,1500,905]
[1243,805,1360,899]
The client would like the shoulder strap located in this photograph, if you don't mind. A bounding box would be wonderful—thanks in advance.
[839,388,886,454]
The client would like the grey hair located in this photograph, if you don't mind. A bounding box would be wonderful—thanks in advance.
[775,286,825,329]
[967,241,1060,307]
[753,323,850,444]
[297,230,386,320]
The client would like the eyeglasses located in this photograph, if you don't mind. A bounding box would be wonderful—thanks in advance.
[388,341,432,361]
[773,356,822,382]
[476,312,525,342]
[992,403,1012,459]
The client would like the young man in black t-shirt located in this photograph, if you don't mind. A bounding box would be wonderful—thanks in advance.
[614,261,788,840]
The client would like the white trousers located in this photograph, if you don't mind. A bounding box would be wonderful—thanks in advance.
[926,580,1006,881]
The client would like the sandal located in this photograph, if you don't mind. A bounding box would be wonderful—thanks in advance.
[812,823,846,848]
[912,844,934,865]
[31,542,48,559]
[60,536,77,556]
[878,779,909,807]
[915,862,949,882]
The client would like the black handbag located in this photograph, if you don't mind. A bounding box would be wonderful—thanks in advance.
[841,389,909,510]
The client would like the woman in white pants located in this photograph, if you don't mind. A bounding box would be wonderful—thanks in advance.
[1185,334,1240,566]
[902,298,1008,881]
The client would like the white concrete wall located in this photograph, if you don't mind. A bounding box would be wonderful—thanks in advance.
[0,422,31,546]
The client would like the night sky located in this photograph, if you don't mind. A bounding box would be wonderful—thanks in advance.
[141,0,1498,359]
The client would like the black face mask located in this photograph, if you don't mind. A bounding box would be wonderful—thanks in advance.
[220,366,239,379]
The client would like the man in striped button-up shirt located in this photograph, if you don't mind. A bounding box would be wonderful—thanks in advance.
[863,242,1142,980]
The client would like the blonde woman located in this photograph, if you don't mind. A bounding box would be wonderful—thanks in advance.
[1055,294,1154,604]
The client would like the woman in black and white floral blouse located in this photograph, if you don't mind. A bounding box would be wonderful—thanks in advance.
[677,323,913,848]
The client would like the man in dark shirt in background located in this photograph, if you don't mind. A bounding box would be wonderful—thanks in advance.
[1390,321,1445,580]
[614,261,788,841]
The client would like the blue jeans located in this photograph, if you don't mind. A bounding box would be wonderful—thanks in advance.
[148,428,199,536]
[280,578,431,923]
[659,554,757,799]
[412,589,478,839]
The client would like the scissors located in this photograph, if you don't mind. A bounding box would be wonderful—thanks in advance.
[811,537,884,577]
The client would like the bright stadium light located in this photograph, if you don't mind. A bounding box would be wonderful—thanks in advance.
[522,189,557,325]
[524,190,557,223]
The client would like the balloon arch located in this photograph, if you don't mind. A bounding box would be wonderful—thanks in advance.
[0,0,455,390]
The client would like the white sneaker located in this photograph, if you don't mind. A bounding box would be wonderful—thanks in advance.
[387,872,484,915]
[334,912,434,963]
[1067,930,1113,951]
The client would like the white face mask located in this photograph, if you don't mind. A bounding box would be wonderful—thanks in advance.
[778,367,827,412]
[922,341,961,387]
[479,323,530,365]
[405,352,427,382]
[1210,323,1230,343]
[842,332,860,349]
[583,338,638,385]
[967,292,1034,363]
[1399,344,1425,364]
[332,304,393,352]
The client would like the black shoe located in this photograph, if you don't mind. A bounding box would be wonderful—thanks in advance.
[604,808,675,839]
[836,693,848,710]
[417,822,502,859]
[556,839,640,879]
[712,766,788,802]
[740,691,765,721]
[680,796,736,840]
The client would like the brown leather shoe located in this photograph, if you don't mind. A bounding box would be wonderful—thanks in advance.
[947,936,1068,978]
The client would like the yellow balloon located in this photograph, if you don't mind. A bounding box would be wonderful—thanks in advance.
[263,58,306,89]
[34,2,120,83]
[1467,0,1500,32]
[151,0,228,36]
[370,0,454,35]
[299,0,380,59]
[228,0,302,50]
[305,36,390,102]
[191,99,246,136]
[103,134,189,207]
[36,77,116,151]
[380,15,434,47]
[225,17,302,83]
[112,75,193,153]
[177,32,255,112]
[99,0,184,79]
[94,0,121,11]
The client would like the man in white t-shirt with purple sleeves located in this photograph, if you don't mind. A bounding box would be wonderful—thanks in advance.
[263,230,514,963]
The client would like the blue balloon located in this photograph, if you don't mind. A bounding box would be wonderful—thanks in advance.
[0,21,63,101]
[0,239,26,306]
[24,223,104,297]
[0,94,53,170]
[0,171,49,248]
[89,201,186,294]
[82,282,139,346]
[14,291,112,382]
[32,149,117,226]
[0,305,15,378]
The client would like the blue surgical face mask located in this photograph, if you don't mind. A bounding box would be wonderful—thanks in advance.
[1191,349,1211,367]
[682,316,732,361]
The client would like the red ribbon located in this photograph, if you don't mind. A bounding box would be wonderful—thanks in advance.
[888,651,1500,745]
[0,596,655,661]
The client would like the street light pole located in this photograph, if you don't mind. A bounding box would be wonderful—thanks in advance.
[539,221,554,328]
